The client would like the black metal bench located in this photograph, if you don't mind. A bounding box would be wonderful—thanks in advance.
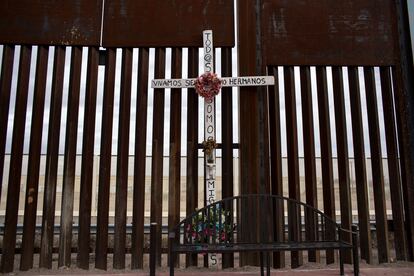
[169,194,359,276]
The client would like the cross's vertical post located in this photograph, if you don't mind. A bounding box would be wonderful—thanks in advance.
[203,30,218,267]
[203,30,216,206]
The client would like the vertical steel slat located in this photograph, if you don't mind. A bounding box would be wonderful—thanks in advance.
[168,47,182,268]
[284,66,302,268]
[39,46,66,269]
[221,47,233,198]
[77,47,99,269]
[393,65,414,260]
[268,66,285,268]
[131,47,150,269]
[332,66,352,263]
[238,7,262,258]
[300,66,319,263]
[150,47,166,267]
[20,45,49,270]
[95,48,116,270]
[0,45,15,200]
[364,67,389,263]
[380,66,407,260]
[186,47,199,267]
[316,66,335,264]
[347,66,372,263]
[394,0,414,259]
[0,45,32,273]
[113,47,133,269]
[221,47,234,268]
[58,46,83,268]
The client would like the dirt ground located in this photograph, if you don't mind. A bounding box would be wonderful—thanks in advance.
[4,252,414,276]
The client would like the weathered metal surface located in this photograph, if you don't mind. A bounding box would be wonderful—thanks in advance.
[364,67,389,263]
[77,47,99,269]
[393,65,414,260]
[168,47,182,268]
[262,0,398,66]
[0,46,32,273]
[316,67,335,264]
[332,66,352,264]
[0,45,14,204]
[102,0,234,47]
[238,0,262,267]
[221,47,234,269]
[113,48,133,269]
[20,46,49,271]
[95,49,116,270]
[284,66,303,269]
[150,48,166,267]
[348,66,372,263]
[58,46,83,268]
[380,67,407,261]
[39,46,66,269]
[268,66,285,269]
[394,0,414,260]
[185,47,199,267]
[131,48,150,269]
[0,0,101,45]
[300,66,319,263]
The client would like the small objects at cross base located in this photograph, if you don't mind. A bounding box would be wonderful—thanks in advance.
[202,137,217,164]
[195,72,222,99]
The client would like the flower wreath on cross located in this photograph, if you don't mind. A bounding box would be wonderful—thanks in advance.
[195,72,222,100]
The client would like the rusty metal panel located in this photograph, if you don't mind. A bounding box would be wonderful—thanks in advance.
[102,0,234,47]
[262,0,397,66]
[0,0,102,46]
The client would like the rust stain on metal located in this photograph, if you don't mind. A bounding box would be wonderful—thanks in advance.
[102,0,234,47]
[262,0,397,66]
[0,0,101,46]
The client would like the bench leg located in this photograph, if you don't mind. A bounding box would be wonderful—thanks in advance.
[260,252,264,276]
[339,248,344,276]
[352,226,359,276]
[266,252,270,276]
[352,243,359,276]
[170,251,175,276]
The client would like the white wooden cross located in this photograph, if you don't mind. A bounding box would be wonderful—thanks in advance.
[151,30,274,266]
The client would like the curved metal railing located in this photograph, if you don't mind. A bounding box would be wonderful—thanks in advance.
[171,194,351,247]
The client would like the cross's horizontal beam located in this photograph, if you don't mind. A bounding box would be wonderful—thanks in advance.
[151,76,275,89]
